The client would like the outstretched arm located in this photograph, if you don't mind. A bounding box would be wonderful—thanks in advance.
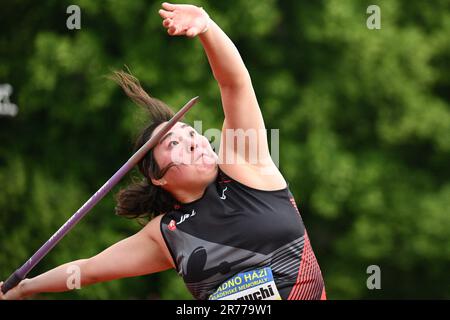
[159,3,285,189]
[0,217,171,299]
[159,3,248,87]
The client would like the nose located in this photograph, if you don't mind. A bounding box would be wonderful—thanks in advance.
[188,139,198,152]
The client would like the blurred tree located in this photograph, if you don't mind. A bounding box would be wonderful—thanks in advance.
[0,0,448,299]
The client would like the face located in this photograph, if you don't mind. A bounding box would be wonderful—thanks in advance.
[150,121,218,189]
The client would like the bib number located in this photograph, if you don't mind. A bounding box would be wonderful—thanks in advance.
[209,267,282,300]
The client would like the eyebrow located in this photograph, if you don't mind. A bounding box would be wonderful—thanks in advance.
[158,124,189,145]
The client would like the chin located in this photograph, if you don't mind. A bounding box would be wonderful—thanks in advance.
[195,161,218,176]
[169,156,218,185]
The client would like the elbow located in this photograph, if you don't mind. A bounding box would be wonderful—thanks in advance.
[217,69,252,89]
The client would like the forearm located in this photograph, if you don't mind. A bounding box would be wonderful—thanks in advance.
[199,19,250,87]
[21,259,93,297]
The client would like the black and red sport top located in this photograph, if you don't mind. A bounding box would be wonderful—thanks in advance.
[160,167,326,300]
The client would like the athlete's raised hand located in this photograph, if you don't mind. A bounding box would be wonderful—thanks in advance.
[158,2,210,37]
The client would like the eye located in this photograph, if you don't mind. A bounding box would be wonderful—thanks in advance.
[169,140,179,147]
[189,130,195,137]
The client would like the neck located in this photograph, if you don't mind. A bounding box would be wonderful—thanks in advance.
[171,166,219,204]
[173,184,208,204]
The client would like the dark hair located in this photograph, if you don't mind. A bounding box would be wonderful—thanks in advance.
[110,70,178,221]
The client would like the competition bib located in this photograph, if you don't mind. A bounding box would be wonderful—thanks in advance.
[208,267,282,300]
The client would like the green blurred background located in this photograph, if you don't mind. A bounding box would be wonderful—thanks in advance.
[1,0,449,299]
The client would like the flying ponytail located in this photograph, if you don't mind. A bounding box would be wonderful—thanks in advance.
[110,70,177,221]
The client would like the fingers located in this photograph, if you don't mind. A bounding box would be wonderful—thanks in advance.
[162,18,180,36]
[162,18,172,28]
[167,27,175,36]
[168,26,180,36]
[158,9,174,19]
[168,26,187,36]
[164,23,201,37]
[159,2,200,37]
[162,2,177,11]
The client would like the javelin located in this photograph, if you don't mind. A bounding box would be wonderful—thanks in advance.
[1,96,199,294]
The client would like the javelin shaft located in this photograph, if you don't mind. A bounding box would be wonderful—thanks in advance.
[1,96,199,294]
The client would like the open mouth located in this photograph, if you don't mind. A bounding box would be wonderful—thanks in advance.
[195,153,207,162]
[195,152,215,165]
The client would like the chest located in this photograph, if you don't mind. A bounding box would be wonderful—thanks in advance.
[172,188,304,255]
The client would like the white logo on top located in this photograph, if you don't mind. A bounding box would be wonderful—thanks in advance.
[220,186,228,200]
[177,209,196,225]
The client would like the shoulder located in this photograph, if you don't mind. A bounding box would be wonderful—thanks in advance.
[142,214,176,269]
[143,214,173,241]
[218,163,287,191]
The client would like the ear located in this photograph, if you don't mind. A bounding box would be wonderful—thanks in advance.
[151,177,167,186]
